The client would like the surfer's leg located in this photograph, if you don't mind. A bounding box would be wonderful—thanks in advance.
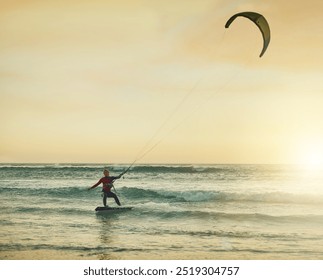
[114,194,121,206]
[107,192,121,206]
[103,192,108,207]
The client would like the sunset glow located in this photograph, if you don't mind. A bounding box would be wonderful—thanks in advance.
[1,0,323,164]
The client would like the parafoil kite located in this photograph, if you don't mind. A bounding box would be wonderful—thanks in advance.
[225,12,270,57]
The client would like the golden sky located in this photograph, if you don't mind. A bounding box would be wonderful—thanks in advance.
[1,0,323,164]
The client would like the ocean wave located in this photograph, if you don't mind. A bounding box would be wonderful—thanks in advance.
[0,165,106,172]
[2,186,323,205]
[121,187,323,205]
[133,205,323,224]
[0,164,230,174]
[224,191,323,205]
[2,200,322,225]
[143,228,309,241]
[130,165,227,174]
[9,205,92,216]
[0,186,90,198]
[0,243,148,254]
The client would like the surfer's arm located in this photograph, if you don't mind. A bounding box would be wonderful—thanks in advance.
[88,178,102,190]
[111,175,122,180]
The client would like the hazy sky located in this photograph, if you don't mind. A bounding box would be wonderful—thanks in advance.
[1,0,323,164]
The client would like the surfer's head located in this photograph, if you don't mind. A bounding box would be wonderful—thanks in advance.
[103,169,109,176]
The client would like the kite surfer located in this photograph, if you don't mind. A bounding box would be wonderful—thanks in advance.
[88,169,124,207]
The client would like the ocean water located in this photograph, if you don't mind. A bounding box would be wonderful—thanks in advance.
[1,163,323,260]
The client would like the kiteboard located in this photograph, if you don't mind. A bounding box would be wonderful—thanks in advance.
[95,206,133,212]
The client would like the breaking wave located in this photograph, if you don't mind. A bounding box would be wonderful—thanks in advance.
[2,186,323,205]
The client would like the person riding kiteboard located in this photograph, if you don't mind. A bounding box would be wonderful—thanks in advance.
[88,169,125,207]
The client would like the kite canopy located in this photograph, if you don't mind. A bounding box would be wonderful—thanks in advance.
[225,12,270,57]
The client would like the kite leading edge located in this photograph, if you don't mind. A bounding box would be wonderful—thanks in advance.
[225,12,271,57]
